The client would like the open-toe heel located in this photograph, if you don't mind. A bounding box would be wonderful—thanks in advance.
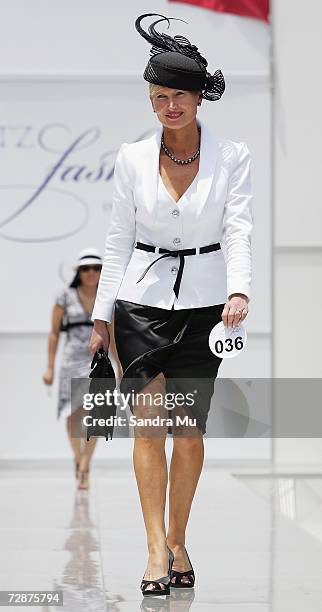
[170,546,195,588]
[140,546,174,597]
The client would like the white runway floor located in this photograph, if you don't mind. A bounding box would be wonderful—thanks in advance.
[1,461,322,611]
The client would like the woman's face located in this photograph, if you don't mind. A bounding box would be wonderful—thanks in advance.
[78,265,101,287]
[150,86,202,130]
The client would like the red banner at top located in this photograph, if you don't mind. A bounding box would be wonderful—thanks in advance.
[168,0,270,22]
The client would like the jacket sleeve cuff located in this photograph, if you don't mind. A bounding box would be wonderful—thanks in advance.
[91,301,114,324]
[227,286,251,302]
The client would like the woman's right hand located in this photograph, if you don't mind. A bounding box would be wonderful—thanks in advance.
[89,320,110,354]
[43,367,54,385]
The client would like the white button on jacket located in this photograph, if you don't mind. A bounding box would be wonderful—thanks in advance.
[91,118,254,323]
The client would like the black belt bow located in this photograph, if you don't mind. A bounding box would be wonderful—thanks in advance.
[135,241,221,298]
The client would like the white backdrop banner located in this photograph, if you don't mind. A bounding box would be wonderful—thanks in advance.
[0,80,156,332]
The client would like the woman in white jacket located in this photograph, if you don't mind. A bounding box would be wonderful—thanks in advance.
[90,13,253,597]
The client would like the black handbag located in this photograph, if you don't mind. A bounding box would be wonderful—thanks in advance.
[86,348,117,441]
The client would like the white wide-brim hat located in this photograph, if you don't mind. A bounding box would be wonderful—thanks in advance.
[74,247,103,270]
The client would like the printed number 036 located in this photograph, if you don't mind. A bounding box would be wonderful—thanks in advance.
[215,336,244,354]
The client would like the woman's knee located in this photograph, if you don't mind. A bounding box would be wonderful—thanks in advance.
[134,435,166,452]
[172,434,203,452]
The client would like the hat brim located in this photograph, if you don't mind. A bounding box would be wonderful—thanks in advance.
[74,258,103,270]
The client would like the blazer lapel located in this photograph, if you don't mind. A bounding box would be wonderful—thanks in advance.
[141,127,163,216]
[141,117,219,214]
[196,117,219,208]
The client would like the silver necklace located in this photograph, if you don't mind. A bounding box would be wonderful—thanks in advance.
[161,127,201,165]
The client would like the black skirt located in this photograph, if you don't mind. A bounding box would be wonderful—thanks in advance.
[114,299,225,436]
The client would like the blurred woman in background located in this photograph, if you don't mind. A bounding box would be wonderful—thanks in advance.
[43,247,120,490]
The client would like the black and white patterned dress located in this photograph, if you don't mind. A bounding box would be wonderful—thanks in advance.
[55,287,93,419]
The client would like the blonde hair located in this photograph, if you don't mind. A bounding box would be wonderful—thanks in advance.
[149,83,164,97]
[149,82,202,98]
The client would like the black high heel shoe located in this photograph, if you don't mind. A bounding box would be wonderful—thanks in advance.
[170,546,195,588]
[140,546,174,597]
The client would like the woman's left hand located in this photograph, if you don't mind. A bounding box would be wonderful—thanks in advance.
[222,293,249,328]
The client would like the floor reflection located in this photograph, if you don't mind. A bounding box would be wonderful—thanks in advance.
[139,588,195,612]
[2,467,322,611]
[51,490,107,611]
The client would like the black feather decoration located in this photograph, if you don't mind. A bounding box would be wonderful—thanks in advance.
[135,13,208,71]
[202,69,226,101]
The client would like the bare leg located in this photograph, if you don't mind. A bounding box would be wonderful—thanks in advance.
[66,414,81,467]
[132,372,170,592]
[67,406,98,488]
[70,406,98,489]
[167,433,204,585]
[79,436,97,470]
[76,436,97,489]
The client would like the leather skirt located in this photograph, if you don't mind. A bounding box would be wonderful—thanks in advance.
[114,299,226,436]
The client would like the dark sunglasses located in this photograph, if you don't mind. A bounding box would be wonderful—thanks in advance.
[78,265,102,272]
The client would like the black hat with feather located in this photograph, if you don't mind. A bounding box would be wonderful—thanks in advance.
[135,13,225,102]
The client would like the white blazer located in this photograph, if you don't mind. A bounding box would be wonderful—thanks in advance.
[91,117,253,323]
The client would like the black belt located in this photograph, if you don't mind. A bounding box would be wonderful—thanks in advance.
[60,320,93,332]
[135,241,221,298]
